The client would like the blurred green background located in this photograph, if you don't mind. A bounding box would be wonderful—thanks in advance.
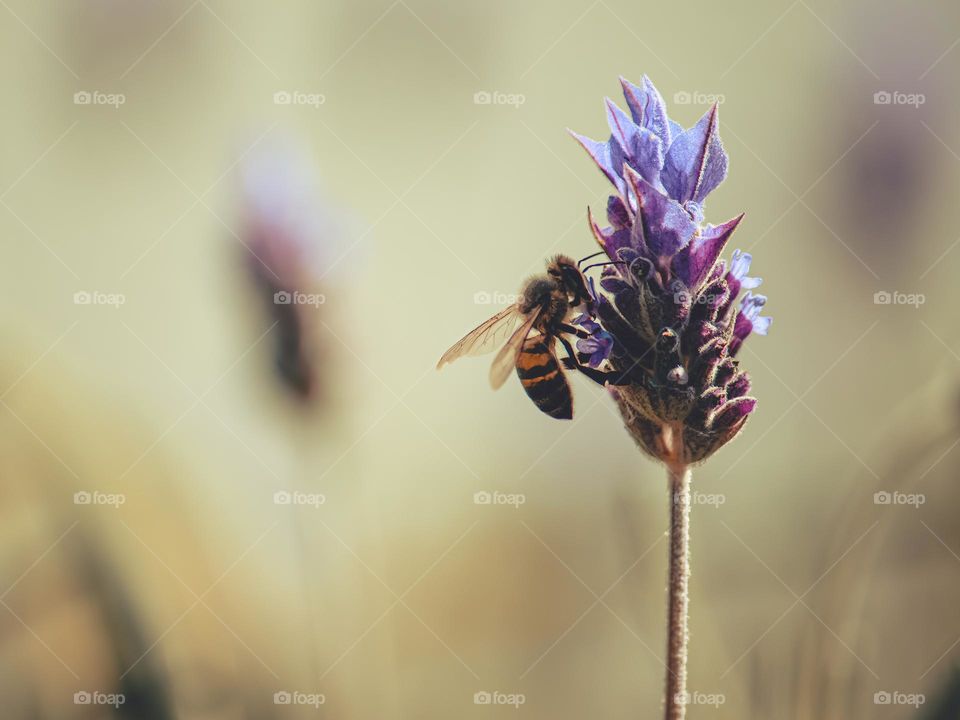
[1,0,959,717]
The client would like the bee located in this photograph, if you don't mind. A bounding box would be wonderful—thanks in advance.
[437,255,594,419]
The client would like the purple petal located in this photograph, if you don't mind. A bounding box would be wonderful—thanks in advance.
[605,99,637,156]
[607,195,630,229]
[740,291,768,322]
[569,130,625,195]
[729,249,751,282]
[625,169,697,259]
[729,292,771,355]
[671,213,744,289]
[609,133,628,187]
[707,259,726,284]
[725,248,762,299]
[585,275,602,307]
[629,128,665,187]
[661,104,728,205]
[712,397,757,429]
[576,321,614,367]
[588,207,631,259]
[726,373,751,398]
[684,200,704,224]
[620,75,671,146]
[604,98,665,187]
[599,276,631,294]
[751,315,772,336]
[732,311,752,342]
[714,358,737,387]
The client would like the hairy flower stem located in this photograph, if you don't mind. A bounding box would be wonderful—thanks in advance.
[665,463,691,720]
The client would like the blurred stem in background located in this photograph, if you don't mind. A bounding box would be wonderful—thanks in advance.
[665,464,691,720]
[239,136,330,685]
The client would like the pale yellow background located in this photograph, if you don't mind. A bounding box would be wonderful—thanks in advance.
[1,1,958,718]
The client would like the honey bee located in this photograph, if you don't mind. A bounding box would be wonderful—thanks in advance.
[437,255,594,419]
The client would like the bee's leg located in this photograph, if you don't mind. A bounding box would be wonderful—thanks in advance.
[594,303,655,372]
[557,336,632,387]
[559,323,590,339]
[563,309,653,373]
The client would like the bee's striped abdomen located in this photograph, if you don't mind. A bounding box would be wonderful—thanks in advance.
[516,338,573,420]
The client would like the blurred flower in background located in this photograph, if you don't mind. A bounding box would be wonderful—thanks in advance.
[239,136,335,404]
[832,1,952,280]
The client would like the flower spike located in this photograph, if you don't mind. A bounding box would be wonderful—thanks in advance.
[568,75,770,466]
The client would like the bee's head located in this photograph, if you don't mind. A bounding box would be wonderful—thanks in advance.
[548,255,591,309]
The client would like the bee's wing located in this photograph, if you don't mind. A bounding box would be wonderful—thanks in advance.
[436,305,524,369]
[488,309,541,390]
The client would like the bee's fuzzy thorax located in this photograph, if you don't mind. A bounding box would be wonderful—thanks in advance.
[518,275,557,314]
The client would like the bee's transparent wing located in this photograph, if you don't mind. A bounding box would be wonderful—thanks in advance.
[436,305,523,369]
[488,309,541,390]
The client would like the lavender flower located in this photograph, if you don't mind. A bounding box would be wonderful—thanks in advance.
[240,139,329,402]
[570,75,771,466]
[572,314,615,368]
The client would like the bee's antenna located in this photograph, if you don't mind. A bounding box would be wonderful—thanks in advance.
[577,251,606,268]
[581,261,626,273]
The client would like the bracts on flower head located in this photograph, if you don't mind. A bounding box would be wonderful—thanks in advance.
[568,74,772,465]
